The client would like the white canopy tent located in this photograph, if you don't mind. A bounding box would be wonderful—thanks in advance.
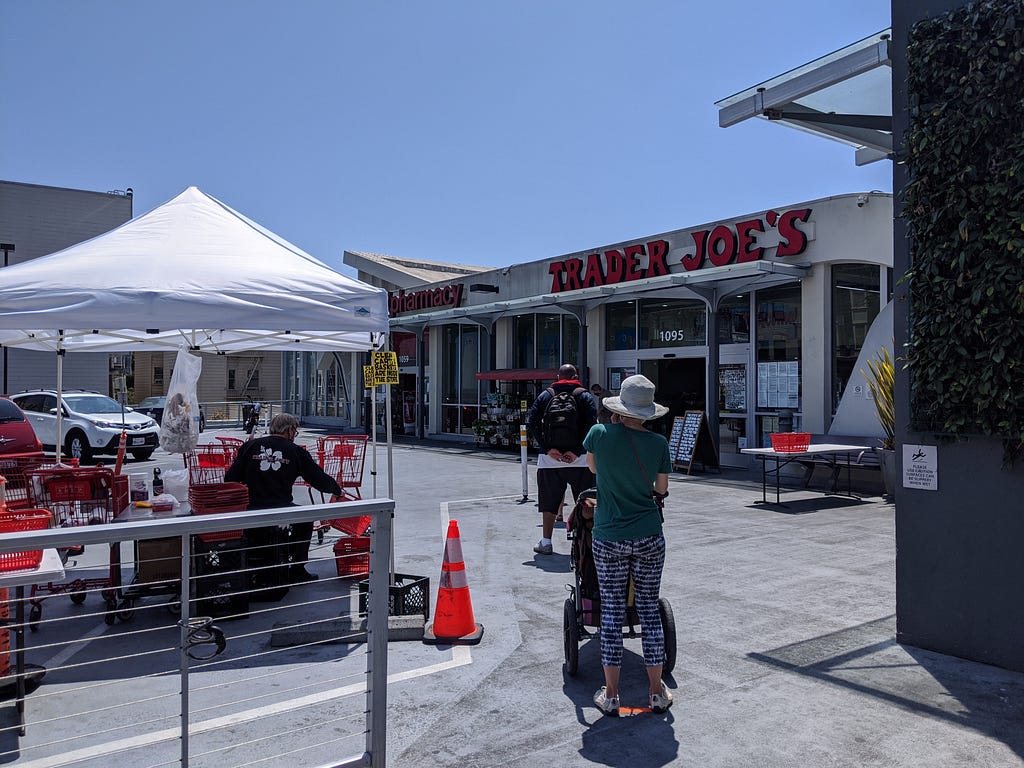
[0,186,389,352]
[0,185,390,462]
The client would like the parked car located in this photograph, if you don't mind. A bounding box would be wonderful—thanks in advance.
[134,396,206,432]
[12,389,160,463]
[0,396,45,458]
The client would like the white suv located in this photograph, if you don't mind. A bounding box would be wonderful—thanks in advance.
[12,389,161,463]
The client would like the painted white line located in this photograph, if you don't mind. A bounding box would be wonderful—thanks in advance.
[40,621,108,670]
[16,646,473,768]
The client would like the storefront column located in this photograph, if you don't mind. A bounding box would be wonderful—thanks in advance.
[705,297,720,454]
[416,329,426,439]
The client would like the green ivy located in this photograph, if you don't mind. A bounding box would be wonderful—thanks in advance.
[904,0,1024,464]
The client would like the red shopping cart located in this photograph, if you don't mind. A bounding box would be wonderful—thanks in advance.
[184,444,237,486]
[23,466,123,629]
[314,436,371,542]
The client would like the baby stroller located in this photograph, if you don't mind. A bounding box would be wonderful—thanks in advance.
[563,488,676,676]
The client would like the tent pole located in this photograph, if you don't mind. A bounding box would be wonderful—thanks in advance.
[56,332,65,464]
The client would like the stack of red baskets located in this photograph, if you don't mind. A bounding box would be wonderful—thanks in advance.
[188,482,249,543]
[0,508,52,572]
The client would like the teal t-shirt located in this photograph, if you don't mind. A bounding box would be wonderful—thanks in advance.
[582,423,672,542]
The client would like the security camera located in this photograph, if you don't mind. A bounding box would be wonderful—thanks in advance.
[856,194,869,207]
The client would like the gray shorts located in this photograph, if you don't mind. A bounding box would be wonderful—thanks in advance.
[537,466,594,514]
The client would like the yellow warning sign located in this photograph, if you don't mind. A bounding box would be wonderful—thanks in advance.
[371,351,400,385]
[363,365,377,388]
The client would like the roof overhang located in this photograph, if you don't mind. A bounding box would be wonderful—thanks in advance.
[716,29,892,166]
[388,259,808,330]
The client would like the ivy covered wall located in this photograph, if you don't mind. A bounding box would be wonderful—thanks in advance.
[903,0,1024,462]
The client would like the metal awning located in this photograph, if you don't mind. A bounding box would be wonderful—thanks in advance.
[475,368,560,382]
[716,29,892,166]
[388,259,808,329]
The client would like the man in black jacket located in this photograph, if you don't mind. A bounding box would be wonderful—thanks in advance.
[526,364,598,555]
[225,412,342,582]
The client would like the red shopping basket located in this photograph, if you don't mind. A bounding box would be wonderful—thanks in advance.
[770,432,811,452]
[334,536,370,578]
[0,509,52,572]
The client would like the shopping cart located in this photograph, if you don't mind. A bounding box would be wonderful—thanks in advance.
[0,455,56,510]
[313,435,370,543]
[184,444,237,486]
[23,466,124,630]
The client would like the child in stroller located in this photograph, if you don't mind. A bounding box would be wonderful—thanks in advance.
[563,487,676,680]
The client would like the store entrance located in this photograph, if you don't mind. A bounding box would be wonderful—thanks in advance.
[639,358,706,437]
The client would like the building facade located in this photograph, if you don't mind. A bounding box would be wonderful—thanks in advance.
[346,192,893,466]
[0,181,134,396]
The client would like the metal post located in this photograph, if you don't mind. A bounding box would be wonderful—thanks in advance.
[1,244,13,395]
[520,424,530,502]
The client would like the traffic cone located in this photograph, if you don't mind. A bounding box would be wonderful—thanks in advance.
[423,520,484,645]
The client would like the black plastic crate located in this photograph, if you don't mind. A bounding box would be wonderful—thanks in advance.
[358,573,430,621]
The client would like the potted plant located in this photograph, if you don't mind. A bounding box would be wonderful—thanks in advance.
[471,418,492,445]
[863,346,896,497]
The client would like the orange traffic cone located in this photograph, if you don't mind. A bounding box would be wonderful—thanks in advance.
[423,520,484,645]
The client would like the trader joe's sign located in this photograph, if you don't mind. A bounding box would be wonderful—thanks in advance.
[548,208,812,293]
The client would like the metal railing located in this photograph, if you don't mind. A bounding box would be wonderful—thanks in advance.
[0,499,394,768]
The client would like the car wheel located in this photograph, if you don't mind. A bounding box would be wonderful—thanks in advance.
[65,430,93,464]
[130,449,154,461]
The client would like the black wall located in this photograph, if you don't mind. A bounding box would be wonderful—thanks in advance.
[892,0,1024,671]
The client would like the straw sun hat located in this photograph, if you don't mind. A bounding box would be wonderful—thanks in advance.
[601,375,669,422]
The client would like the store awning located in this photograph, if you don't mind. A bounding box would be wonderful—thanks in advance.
[476,368,560,382]
[716,29,893,166]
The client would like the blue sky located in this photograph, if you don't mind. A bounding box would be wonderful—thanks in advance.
[1,1,892,273]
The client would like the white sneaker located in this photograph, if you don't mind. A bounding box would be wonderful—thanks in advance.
[650,682,673,713]
[533,540,553,555]
[593,687,619,716]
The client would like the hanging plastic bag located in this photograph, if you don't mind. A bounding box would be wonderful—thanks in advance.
[159,348,203,454]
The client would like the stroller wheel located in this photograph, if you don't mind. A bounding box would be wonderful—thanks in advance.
[659,597,677,674]
[563,597,580,676]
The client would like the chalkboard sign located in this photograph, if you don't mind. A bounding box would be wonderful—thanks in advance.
[669,410,720,474]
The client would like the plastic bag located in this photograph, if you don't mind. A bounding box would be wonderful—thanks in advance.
[161,468,190,503]
[159,348,203,454]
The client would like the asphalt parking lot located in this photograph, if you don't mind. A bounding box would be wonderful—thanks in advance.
[12,429,1024,767]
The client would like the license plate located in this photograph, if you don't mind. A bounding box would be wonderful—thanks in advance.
[131,437,146,446]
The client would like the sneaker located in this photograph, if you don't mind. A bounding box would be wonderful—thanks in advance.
[593,687,619,716]
[533,540,553,555]
[650,683,673,713]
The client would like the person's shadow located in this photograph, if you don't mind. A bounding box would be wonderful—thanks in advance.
[565,643,680,767]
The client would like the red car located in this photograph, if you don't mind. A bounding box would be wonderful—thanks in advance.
[0,396,45,457]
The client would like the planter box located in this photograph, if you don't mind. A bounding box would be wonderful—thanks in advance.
[358,573,430,621]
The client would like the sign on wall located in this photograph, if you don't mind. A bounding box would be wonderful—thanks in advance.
[903,444,937,491]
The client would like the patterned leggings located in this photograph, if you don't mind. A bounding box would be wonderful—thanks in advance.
[591,534,666,668]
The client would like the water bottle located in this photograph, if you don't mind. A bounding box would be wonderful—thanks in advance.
[153,467,164,496]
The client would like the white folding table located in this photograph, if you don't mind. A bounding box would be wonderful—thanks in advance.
[741,444,873,505]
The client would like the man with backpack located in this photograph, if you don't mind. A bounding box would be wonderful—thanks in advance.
[526,363,599,555]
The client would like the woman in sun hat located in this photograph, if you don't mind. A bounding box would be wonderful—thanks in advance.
[582,374,673,717]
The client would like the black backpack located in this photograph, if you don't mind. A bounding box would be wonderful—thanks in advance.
[541,386,585,450]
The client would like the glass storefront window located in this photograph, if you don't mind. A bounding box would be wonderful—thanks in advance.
[605,301,637,350]
[538,314,560,370]
[639,298,706,348]
[441,323,488,434]
[756,284,802,412]
[393,332,417,367]
[832,264,881,414]
[718,293,751,344]
[756,285,801,362]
